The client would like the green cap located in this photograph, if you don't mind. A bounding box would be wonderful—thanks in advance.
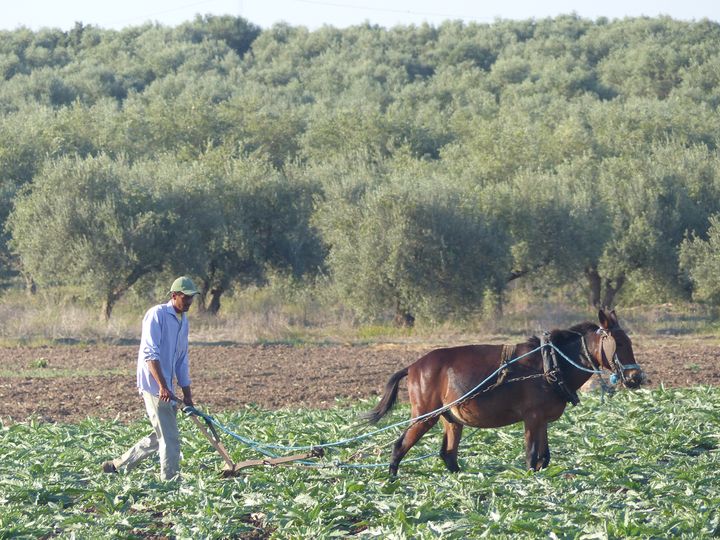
[170,276,199,296]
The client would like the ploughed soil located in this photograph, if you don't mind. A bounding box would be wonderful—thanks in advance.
[1,336,718,424]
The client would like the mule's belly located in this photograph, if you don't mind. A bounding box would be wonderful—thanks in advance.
[449,401,521,428]
[448,391,566,428]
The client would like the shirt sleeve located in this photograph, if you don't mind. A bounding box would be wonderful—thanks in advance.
[140,308,163,362]
[175,318,191,387]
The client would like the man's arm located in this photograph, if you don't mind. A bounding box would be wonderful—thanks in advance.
[175,327,192,406]
[181,385,193,407]
[147,359,178,402]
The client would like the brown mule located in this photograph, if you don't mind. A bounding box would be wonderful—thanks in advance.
[364,309,645,476]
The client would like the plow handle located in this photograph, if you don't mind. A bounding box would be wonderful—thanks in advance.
[187,414,236,470]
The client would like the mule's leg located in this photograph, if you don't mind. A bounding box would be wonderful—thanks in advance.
[523,420,550,471]
[536,423,550,469]
[439,416,464,473]
[389,417,439,477]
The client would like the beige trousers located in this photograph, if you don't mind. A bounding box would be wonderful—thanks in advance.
[112,391,181,480]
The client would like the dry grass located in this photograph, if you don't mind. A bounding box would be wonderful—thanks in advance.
[0,286,718,346]
[0,292,136,344]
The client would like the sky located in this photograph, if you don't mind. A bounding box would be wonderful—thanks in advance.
[1,0,718,33]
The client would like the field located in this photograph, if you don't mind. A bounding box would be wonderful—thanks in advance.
[2,335,720,424]
[1,336,719,538]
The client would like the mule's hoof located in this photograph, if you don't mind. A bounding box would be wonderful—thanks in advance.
[101,461,117,474]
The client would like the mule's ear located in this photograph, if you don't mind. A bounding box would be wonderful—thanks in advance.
[609,309,619,327]
[598,309,610,329]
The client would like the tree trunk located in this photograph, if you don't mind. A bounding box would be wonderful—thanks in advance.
[196,292,208,313]
[24,275,37,296]
[585,266,602,307]
[208,287,224,315]
[601,275,625,308]
[101,294,116,321]
[97,267,155,321]
[394,311,415,328]
[394,300,415,328]
[196,277,210,314]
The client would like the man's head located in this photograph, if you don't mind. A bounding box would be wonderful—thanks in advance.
[169,276,199,313]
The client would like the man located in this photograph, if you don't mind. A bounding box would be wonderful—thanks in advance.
[102,276,199,480]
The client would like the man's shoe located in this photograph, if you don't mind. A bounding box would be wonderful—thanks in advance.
[102,461,117,474]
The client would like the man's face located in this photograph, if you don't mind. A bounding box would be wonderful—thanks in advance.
[171,292,195,313]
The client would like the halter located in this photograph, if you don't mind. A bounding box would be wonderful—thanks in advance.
[577,328,642,385]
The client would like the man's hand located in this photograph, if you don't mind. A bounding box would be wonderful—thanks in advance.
[147,360,178,402]
[158,386,180,402]
[181,386,194,407]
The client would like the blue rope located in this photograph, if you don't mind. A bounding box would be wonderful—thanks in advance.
[548,342,607,375]
[309,427,485,470]
[293,450,441,469]
[217,426,483,470]
[184,405,443,469]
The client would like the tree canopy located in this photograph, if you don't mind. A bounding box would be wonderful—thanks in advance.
[3,15,720,321]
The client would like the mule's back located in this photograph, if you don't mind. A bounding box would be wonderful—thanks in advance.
[410,344,507,379]
[405,344,514,410]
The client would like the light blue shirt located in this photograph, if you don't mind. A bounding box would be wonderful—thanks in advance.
[136,301,191,396]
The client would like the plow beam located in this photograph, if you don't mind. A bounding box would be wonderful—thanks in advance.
[186,411,324,477]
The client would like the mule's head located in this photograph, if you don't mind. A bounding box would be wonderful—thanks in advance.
[594,309,645,389]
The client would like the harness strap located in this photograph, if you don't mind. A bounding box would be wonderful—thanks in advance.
[573,328,641,381]
[465,344,516,397]
[542,332,580,406]
[541,332,557,375]
[616,362,642,371]
[500,344,516,364]
[568,330,599,371]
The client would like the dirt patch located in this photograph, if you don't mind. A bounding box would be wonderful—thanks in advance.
[0,336,718,424]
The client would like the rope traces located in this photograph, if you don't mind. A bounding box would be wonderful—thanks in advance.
[185,338,615,468]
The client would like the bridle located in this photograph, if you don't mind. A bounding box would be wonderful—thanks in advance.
[576,327,643,386]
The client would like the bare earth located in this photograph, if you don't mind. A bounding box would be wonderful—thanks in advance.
[1,336,718,424]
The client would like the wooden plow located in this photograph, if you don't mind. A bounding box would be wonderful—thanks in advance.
[185,409,324,477]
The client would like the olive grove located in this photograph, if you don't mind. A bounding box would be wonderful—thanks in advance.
[2,15,720,322]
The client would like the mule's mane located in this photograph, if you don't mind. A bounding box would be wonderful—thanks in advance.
[526,321,599,348]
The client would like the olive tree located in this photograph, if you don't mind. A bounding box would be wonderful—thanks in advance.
[8,154,172,319]
[0,106,56,285]
[680,215,720,303]
[501,161,609,305]
[315,163,511,325]
[153,150,324,314]
[595,142,720,305]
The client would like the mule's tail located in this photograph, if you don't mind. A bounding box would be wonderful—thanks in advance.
[361,367,409,424]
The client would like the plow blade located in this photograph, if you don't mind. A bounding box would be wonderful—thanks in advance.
[222,448,325,477]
